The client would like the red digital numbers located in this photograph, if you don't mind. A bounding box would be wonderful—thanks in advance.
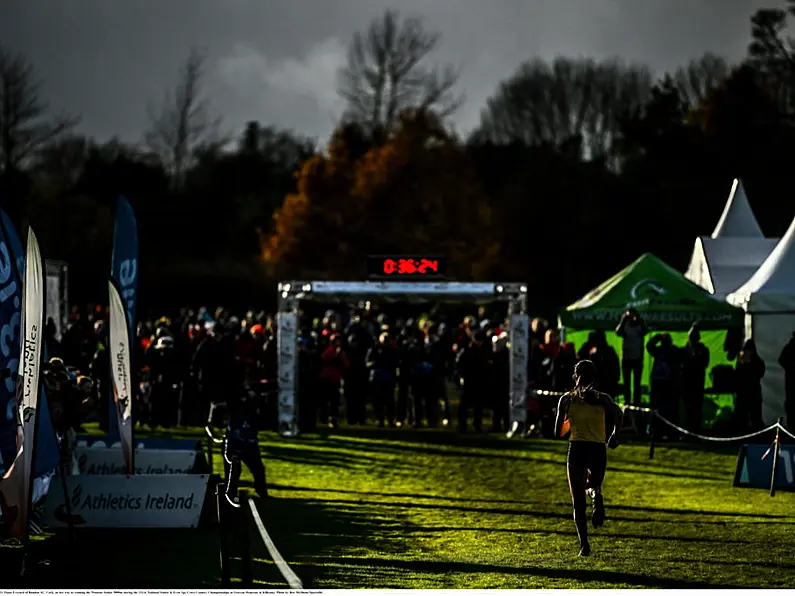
[418,258,438,274]
[381,258,439,276]
[398,259,417,274]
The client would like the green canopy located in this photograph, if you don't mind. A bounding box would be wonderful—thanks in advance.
[560,253,744,331]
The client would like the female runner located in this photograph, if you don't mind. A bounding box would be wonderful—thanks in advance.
[555,359,623,556]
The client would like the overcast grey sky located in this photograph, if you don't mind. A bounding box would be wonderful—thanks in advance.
[0,0,777,145]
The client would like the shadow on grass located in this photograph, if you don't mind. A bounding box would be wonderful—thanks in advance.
[258,442,392,470]
[291,423,737,451]
[307,555,739,589]
[251,494,422,589]
[291,496,786,529]
[415,525,755,545]
[321,434,728,479]
[267,484,795,520]
[7,528,221,589]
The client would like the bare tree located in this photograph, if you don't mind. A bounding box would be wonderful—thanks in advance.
[672,53,731,108]
[34,134,90,187]
[337,9,462,133]
[145,48,223,187]
[0,45,78,173]
[747,4,795,118]
[472,57,652,165]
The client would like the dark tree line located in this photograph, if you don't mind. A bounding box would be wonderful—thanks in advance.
[1,4,795,319]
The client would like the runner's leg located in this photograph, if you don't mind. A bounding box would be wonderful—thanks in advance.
[567,444,590,556]
[588,445,608,528]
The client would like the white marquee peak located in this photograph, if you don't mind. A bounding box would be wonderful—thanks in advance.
[711,179,764,239]
[729,212,795,305]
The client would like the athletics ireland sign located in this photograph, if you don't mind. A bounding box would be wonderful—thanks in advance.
[40,474,211,528]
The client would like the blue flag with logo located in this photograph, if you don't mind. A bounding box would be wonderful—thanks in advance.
[0,211,59,477]
[0,211,22,470]
[108,197,138,442]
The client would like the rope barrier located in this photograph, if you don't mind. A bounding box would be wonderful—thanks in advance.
[622,405,654,414]
[652,412,779,442]
[247,498,303,590]
[531,388,795,443]
[777,424,795,441]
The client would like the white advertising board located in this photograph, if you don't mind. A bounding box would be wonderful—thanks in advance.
[277,312,298,435]
[40,474,211,528]
[76,447,199,475]
[45,259,68,341]
[509,313,529,426]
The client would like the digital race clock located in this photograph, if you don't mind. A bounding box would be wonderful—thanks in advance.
[366,256,447,280]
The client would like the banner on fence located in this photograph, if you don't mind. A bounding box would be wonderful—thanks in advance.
[1,446,198,477]
[108,196,138,447]
[0,228,47,541]
[734,444,795,490]
[75,447,199,476]
[76,435,200,451]
[40,474,210,528]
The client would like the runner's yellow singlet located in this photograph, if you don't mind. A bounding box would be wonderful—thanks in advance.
[568,394,606,443]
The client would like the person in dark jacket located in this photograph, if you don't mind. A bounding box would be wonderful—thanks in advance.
[778,331,795,428]
[192,327,229,427]
[147,335,180,427]
[555,342,578,394]
[407,330,436,428]
[586,330,621,397]
[223,382,267,507]
[344,334,369,426]
[735,339,765,431]
[366,332,398,427]
[395,328,413,427]
[426,326,450,427]
[456,331,489,432]
[680,324,710,433]
[647,333,681,438]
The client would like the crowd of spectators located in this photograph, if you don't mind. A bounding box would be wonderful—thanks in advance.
[40,304,771,440]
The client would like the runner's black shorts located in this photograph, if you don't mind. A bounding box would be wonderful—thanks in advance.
[567,441,607,481]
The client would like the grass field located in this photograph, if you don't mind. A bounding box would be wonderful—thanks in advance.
[6,425,795,589]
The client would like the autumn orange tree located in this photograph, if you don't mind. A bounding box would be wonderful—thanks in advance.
[262,109,501,281]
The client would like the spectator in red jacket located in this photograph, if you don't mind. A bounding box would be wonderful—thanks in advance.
[319,334,349,428]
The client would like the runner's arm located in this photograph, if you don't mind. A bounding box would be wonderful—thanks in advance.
[554,394,571,439]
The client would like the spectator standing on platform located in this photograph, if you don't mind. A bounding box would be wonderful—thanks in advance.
[616,309,647,408]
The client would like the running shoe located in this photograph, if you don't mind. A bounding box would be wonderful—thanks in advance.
[592,493,606,528]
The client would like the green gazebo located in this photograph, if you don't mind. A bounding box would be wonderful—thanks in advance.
[559,253,744,424]
[560,253,743,330]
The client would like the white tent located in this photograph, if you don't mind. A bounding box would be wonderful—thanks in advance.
[727,213,795,424]
[711,178,764,238]
[686,237,779,299]
[686,179,777,299]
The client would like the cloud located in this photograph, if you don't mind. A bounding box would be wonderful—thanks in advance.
[218,38,347,116]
